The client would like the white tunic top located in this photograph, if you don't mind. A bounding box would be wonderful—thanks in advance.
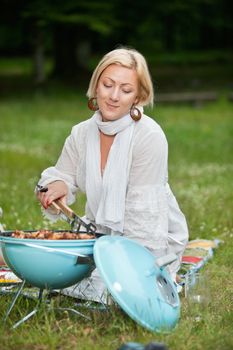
[39,114,188,280]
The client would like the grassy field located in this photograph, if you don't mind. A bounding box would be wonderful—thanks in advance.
[0,60,233,349]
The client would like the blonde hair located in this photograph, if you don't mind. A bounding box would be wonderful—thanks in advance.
[87,47,154,107]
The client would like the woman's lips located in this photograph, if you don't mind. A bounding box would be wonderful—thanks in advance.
[106,102,119,109]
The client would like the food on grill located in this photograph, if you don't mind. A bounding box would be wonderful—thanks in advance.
[11,230,95,240]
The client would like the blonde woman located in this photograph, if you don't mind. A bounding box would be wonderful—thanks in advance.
[36,47,188,301]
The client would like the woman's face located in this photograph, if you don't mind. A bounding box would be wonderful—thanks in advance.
[96,64,139,122]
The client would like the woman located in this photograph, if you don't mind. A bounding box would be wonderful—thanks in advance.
[36,47,188,302]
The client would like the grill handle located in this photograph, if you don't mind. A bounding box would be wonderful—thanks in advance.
[156,253,177,268]
[145,253,178,278]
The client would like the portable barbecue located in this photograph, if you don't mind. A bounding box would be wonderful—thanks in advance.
[0,199,180,332]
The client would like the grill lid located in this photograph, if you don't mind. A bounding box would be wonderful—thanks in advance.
[94,235,180,332]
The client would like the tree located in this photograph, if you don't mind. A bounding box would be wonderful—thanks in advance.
[21,0,119,82]
[1,0,232,84]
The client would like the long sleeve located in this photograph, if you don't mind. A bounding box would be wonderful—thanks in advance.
[37,122,89,221]
[123,116,188,278]
[38,127,79,204]
[124,118,169,253]
[166,184,189,277]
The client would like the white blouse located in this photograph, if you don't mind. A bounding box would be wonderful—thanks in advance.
[39,114,188,279]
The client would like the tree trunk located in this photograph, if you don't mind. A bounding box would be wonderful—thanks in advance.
[33,22,46,85]
[163,14,175,51]
[52,24,91,83]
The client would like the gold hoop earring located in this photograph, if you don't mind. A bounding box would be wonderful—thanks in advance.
[88,98,99,111]
[130,105,142,121]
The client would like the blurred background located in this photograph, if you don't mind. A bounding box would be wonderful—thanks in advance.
[0,0,232,95]
[0,4,233,348]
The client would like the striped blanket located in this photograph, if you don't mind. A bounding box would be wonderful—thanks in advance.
[178,238,221,287]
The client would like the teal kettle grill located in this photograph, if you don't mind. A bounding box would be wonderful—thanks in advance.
[0,199,180,332]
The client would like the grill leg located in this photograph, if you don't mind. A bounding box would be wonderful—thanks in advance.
[11,288,44,329]
[53,307,91,320]
[12,308,38,329]
[3,280,26,323]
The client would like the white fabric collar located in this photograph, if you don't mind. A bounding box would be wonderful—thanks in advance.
[95,111,134,135]
[85,110,140,232]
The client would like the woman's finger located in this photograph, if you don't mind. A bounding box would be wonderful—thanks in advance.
[36,181,68,209]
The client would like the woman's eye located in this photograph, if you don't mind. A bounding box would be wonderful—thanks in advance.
[123,90,132,94]
[104,84,112,88]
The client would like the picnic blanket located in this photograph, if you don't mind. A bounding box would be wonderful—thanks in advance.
[0,266,22,287]
[177,238,221,288]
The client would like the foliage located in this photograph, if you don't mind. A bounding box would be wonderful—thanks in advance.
[0,0,232,80]
[22,0,117,34]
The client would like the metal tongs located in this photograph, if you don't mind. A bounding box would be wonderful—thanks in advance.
[36,185,97,234]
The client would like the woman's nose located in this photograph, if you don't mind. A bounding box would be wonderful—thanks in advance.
[110,87,120,101]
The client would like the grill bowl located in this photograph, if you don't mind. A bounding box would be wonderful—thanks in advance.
[0,231,97,289]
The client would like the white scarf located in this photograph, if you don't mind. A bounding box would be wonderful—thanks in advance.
[85,111,136,233]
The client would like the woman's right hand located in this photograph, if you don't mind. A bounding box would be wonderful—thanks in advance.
[36,180,68,209]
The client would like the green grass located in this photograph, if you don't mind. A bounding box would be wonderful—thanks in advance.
[0,72,233,349]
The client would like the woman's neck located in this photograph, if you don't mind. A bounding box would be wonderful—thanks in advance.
[99,130,115,175]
